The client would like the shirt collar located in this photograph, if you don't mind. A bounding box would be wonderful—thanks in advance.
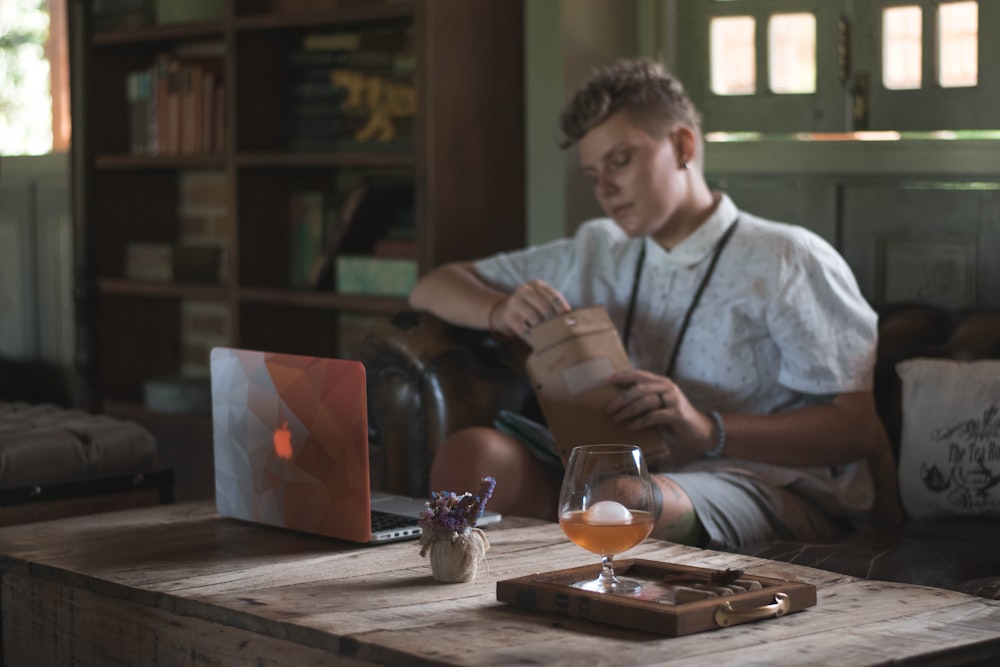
[646,193,739,268]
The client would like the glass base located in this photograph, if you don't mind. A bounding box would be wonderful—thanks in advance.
[571,576,642,595]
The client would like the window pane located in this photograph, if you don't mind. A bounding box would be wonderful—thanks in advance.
[768,13,816,94]
[0,0,53,154]
[938,1,977,88]
[883,6,922,90]
[710,16,756,95]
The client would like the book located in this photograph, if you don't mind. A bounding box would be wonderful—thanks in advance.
[288,191,339,289]
[335,256,417,297]
[153,53,172,154]
[302,32,361,51]
[92,0,155,31]
[213,83,226,153]
[132,50,223,155]
[310,178,414,290]
[286,49,398,71]
[373,238,418,259]
[155,0,223,25]
[125,242,173,281]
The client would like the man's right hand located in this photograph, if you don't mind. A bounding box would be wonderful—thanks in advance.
[491,280,572,339]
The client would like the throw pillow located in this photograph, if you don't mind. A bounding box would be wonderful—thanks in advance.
[897,358,1000,519]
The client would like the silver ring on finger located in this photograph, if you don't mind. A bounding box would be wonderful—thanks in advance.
[658,393,667,410]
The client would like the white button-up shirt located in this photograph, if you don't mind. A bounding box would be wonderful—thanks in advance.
[475,194,879,518]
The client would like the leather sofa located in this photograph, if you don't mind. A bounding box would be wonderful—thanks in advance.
[358,304,1000,599]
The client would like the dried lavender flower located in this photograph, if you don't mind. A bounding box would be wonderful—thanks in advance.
[418,476,496,533]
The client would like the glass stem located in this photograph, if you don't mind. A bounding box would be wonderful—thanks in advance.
[598,555,618,590]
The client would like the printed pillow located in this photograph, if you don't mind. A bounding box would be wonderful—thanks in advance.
[897,358,1000,519]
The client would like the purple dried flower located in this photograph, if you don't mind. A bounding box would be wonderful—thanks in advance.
[418,476,496,533]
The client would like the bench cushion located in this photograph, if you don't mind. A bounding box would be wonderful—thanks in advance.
[0,402,157,489]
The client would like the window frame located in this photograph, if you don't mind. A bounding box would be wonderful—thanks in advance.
[669,0,998,134]
[865,0,994,132]
[675,0,848,134]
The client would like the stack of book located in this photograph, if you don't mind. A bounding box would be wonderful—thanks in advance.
[124,242,224,283]
[94,0,224,32]
[283,30,415,151]
[91,0,155,31]
[126,46,225,156]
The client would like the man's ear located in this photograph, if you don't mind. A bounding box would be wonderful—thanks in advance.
[673,126,698,167]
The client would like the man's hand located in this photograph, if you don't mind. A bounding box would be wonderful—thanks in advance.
[491,280,572,339]
[605,368,715,461]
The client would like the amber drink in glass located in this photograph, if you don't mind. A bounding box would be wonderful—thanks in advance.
[558,444,655,594]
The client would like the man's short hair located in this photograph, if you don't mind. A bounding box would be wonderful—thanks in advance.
[559,58,703,148]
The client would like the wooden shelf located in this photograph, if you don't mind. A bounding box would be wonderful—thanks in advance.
[234,151,414,169]
[233,3,415,32]
[70,0,525,408]
[92,21,223,46]
[95,154,227,170]
[99,279,229,301]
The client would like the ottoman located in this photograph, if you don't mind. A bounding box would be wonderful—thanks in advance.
[0,402,173,526]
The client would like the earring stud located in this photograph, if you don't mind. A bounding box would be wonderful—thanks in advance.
[683,162,692,170]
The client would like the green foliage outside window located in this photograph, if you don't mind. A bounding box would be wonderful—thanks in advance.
[0,0,51,155]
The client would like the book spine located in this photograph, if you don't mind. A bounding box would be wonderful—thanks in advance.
[288,192,326,289]
[213,83,226,154]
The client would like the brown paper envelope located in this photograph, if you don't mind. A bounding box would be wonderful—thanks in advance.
[525,307,670,469]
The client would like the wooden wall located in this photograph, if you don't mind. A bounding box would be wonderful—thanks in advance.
[708,140,1000,310]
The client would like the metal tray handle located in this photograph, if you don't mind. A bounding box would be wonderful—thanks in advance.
[714,592,790,628]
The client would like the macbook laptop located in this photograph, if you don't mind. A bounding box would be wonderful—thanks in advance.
[210,347,500,543]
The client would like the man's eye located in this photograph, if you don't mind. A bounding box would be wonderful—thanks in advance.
[611,153,631,168]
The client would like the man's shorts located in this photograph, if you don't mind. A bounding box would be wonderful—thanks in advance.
[664,470,845,550]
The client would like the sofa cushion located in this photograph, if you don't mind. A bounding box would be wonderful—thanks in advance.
[896,358,1000,519]
[736,516,1000,599]
[0,402,158,489]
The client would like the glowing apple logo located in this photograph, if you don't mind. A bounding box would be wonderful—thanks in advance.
[273,421,293,459]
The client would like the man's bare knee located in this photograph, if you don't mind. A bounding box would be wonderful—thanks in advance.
[651,475,704,545]
[430,427,559,521]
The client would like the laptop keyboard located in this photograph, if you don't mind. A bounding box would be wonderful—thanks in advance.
[371,509,421,532]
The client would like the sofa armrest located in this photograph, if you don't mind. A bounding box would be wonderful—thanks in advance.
[356,310,536,497]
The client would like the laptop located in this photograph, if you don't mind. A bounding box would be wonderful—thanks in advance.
[210,347,501,543]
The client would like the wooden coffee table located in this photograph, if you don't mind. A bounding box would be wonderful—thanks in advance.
[1,501,998,666]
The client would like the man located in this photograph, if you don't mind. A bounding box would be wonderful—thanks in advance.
[409,58,880,549]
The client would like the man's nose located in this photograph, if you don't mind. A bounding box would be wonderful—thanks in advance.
[596,172,618,198]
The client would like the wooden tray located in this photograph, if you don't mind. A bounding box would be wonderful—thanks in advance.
[496,558,817,636]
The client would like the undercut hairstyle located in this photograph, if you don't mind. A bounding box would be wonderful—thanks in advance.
[559,58,703,149]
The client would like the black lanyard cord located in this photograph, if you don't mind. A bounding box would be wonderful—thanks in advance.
[622,218,740,378]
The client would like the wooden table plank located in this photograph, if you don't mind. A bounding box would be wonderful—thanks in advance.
[2,501,999,666]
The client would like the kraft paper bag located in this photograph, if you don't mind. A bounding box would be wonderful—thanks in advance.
[524,306,671,470]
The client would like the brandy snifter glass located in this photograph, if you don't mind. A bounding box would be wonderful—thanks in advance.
[558,444,655,594]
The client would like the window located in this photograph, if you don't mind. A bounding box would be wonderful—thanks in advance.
[768,13,816,94]
[672,0,994,134]
[710,16,755,95]
[882,2,978,90]
[0,0,69,155]
[937,1,977,88]
[708,12,817,96]
[882,5,922,90]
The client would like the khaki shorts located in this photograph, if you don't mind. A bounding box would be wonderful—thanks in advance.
[664,470,846,550]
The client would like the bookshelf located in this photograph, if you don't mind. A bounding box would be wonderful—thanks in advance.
[67,0,525,414]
